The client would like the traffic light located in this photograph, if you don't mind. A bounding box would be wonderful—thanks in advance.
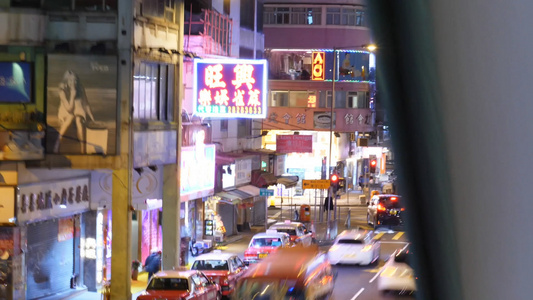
[370,159,377,173]
[330,173,339,191]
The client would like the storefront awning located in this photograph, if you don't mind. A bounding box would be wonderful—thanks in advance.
[215,152,256,165]
[215,191,242,205]
[215,188,254,205]
[227,188,253,199]
[277,175,300,188]
[237,185,261,197]
[251,170,278,188]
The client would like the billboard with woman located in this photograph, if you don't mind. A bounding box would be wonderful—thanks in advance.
[46,55,117,155]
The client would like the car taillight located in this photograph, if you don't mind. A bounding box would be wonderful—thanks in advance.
[401,208,405,211]
[377,204,386,211]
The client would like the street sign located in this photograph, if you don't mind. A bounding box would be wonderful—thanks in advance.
[259,188,274,196]
[302,179,330,190]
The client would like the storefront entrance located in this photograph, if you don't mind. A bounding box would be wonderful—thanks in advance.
[26,216,79,299]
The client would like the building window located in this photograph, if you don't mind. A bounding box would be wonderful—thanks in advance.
[290,7,321,25]
[326,7,341,25]
[38,0,118,10]
[326,6,366,27]
[341,8,356,26]
[237,119,251,137]
[271,91,289,107]
[356,10,366,26]
[142,0,176,23]
[347,91,369,108]
[318,91,332,108]
[263,7,290,25]
[220,120,228,132]
[276,7,290,24]
[133,61,175,121]
[289,91,315,107]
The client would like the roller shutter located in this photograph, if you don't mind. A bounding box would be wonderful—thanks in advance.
[217,203,235,236]
[26,218,74,299]
[252,199,266,226]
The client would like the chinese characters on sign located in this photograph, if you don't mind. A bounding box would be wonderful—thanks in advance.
[276,135,313,153]
[194,59,268,118]
[307,95,317,107]
[311,52,325,81]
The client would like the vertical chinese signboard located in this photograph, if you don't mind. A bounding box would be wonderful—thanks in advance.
[193,59,268,118]
[311,52,325,81]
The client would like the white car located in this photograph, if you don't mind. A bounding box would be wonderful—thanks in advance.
[377,247,417,295]
[268,220,313,246]
[327,229,380,265]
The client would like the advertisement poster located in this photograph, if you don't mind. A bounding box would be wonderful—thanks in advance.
[46,55,117,155]
[57,218,74,242]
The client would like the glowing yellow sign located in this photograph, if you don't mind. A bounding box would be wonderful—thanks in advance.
[312,52,325,81]
[308,95,317,107]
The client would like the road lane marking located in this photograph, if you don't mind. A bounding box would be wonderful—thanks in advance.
[392,232,404,240]
[369,269,382,283]
[349,288,365,300]
[373,232,385,240]
[271,211,281,218]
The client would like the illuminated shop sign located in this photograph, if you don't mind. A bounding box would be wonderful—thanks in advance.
[0,61,32,103]
[193,58,268,118]
[180,144,216,200]
[311,52,325,81]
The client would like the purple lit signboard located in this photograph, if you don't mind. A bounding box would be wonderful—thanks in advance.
[193,58,268,118]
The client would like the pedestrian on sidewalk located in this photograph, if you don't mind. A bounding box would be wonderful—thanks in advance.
[144,248,162,282]
[358,175,364,190]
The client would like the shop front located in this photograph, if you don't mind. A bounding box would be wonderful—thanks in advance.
[236,185,263,227]
[180,141,216,265]
[215,153,256,236]
[17,177,91,300]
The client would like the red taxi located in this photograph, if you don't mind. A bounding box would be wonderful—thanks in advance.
[269,220,314,246]
[243,230,290,265]
[136,269,221,300]
[190,251,247,297]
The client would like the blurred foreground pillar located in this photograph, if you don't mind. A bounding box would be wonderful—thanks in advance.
[162,164,180,269]
[111,168,132,298]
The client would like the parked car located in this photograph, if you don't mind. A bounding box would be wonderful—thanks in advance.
[377,246,417,295]
[136,269,221,300]
[243,230,290,265]
[268,220,313,246]
[367,194,404,229]
[233,245,335,300]
[327,229,380,266]
[190,251,247,297]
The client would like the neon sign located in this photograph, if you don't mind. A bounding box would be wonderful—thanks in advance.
[194,58,268,118]
[311,52,325,81]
